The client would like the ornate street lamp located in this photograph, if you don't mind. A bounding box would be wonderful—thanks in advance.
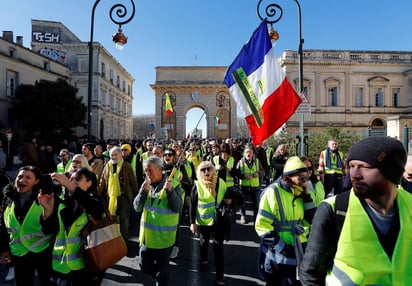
[87,0,135,141]
[257,0,305,155]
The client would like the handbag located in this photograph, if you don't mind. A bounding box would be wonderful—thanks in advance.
[82,211,128,272]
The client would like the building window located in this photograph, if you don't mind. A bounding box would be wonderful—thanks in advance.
[374,88,384,107]
[9,48,17,58]
[44,62,50,71]
[303,86,310,99]
[392,88,400,107]
[127,85,131,95]
[101,62,106,78]
[110,70,114,84]
[354,87,364,107]
[6,70,18,98]
[117,75,120,88]
[122,80,126,92]
[328,87,338,106]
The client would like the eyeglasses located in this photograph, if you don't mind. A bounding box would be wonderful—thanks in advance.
[200,167,212,172]
[189,149,195,151]
[59,154,67,157]
[164,153,173,157]
[72,160,81,164]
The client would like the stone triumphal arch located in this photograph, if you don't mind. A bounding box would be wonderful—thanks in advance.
[151,66,237,140]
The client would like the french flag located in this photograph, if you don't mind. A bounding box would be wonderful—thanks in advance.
[224,19,301,146]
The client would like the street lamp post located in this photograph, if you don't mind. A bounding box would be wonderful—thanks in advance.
[257,0,305,156]
[87,0,135,142]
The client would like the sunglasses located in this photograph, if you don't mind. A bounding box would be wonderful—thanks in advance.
[296,175,309,182]
[200,167,212,172]
[164,153,173,157]
[59,154,67,157]
[189,149,195,151]
[72,160,81,164]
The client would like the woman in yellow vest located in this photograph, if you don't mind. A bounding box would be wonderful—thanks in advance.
[255,156,316,286]
[0,166,54,286]
[189,161,232,285]
[39,167,106,286]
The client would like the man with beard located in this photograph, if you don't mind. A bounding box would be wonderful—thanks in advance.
[318,139,346,196]
[299,136,412,286]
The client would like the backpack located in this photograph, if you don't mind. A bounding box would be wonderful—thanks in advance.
[335,190,350,237]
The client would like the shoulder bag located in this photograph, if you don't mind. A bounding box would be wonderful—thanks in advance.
[82,210,128,272]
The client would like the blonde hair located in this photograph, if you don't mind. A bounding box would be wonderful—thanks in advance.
[196,161,215,180]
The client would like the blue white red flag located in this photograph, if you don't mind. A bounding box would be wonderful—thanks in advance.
[224,19,301,145]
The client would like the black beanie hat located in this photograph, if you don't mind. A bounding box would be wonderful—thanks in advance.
[347,136,407,184]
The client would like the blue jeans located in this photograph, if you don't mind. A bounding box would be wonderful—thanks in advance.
[139,244,172,286]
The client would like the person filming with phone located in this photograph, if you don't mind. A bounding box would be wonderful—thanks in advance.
[0,166,55,286]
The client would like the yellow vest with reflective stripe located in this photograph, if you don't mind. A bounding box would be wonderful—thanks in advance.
[57,160,72,174]
[52,204,88,274]
[326,189,412,286]
[255,183,307,245]
[195,178,227,226]
[321,150,344,175]
[139,179,181,249]
[4,202,52,256]
[239,158,260,187]
[213,156,235,188]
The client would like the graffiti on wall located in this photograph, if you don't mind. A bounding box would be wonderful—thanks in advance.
[32,32,60,43]
[39,47,67,64]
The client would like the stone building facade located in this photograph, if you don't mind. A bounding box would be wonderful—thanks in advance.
[151,66,237,140]
[151,50,412,142]
[282,49,412,139]
[30,19,134,140]
[0,30,70,131]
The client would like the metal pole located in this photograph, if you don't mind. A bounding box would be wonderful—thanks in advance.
[87,0,135,142]
[257,0,304,155]
[87,0,100,142]
[294,0,305,156]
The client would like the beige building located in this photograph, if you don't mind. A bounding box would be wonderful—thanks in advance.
[282,49,412,139]
[0,31,70,130]
[30,19,134,140]
[151,50,412,142]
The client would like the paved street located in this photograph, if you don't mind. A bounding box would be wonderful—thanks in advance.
[0,210,265,286]
[101,211,264,286]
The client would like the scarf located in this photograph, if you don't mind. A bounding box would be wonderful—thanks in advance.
[325,147,343,169]
[108,158,123,216]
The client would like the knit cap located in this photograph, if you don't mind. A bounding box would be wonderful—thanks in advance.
[347,136,406,184]
[283,156,308,176]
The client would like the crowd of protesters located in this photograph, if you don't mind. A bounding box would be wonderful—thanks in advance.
[1,134,412,285]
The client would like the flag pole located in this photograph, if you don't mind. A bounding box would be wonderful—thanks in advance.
[158,93,215,203]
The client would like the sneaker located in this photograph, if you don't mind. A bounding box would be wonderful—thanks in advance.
[240,216,247,224]
[5,267,14,281]
[170,246,179,259]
